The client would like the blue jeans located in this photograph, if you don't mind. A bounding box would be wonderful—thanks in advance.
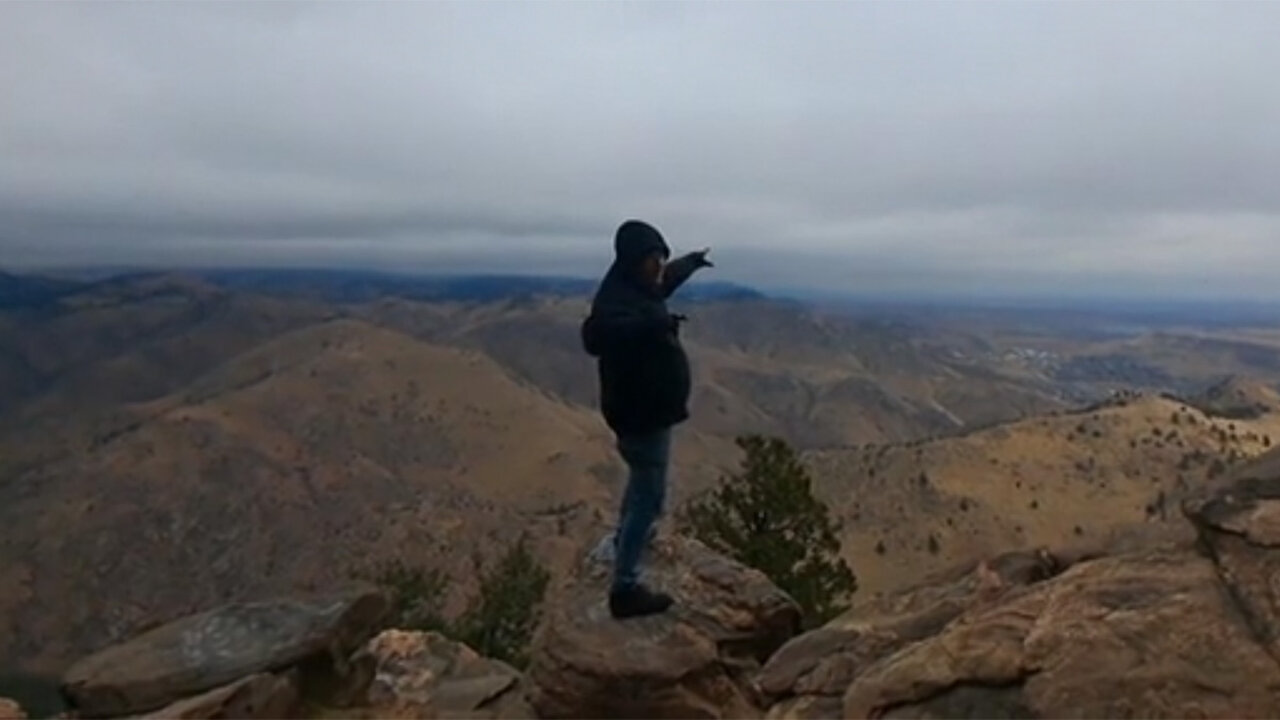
[612,427,671,591]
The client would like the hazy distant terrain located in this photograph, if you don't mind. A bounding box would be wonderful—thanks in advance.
[3,268,1280,676]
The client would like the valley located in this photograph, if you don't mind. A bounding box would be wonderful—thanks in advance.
[2,269,1280,677]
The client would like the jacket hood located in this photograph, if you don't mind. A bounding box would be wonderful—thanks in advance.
[613,220,670,270]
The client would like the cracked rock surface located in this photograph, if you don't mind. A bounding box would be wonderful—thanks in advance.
[762,455,1280,719]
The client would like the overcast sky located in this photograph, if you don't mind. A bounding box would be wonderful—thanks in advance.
[2,2,1278,299]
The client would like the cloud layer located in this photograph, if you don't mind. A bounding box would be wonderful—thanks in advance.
[2,3,1278,298]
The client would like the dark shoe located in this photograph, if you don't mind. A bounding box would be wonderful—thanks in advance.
[609,584,674,619]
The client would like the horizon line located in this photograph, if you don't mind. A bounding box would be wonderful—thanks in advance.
[7,263,1280,310]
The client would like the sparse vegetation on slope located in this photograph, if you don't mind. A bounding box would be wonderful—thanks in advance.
[365,534,550,669]
[452,535,551,668]
[362,560,449,634]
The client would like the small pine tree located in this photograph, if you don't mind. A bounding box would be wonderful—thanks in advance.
[679,435,856,628]
[453,534,551,669]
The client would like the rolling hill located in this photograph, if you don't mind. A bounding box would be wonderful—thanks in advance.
[0,274,1074,676]
[0,319,643,674]
[1188,374,1280,419]
[6,268,1280,683]
[805,389,1280,597]
[0,274,330,418]
[358,295,1073,448]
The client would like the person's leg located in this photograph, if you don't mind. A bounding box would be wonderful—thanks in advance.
[612,427,669,588]
[612,462,638,554]
[610,427,674,618]
[612,433,663,556]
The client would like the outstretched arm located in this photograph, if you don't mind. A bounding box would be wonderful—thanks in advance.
[661,248,713,298]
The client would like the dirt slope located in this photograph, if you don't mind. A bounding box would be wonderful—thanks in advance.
[0,320,643,673]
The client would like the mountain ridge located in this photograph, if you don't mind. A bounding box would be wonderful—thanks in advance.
[6,271,1280,685]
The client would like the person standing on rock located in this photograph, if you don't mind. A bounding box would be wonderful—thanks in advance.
[580,219,713,619]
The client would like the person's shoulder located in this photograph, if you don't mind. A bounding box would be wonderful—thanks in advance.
[596,274,649,303]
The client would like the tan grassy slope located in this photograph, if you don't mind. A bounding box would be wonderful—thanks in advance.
[0,319,660,675]
[10,277,1275,679]
[0,277,331,480]
[1,275,328,414]
[806,391,1280,598]
[361,296,1069,449]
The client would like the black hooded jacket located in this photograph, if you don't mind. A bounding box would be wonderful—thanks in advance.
[580,221,705,435]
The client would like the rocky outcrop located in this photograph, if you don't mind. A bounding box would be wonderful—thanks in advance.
[759,549,1065,720]
[0,698,24,720]
[843,549,1280,718]
[360,630,533,719]
[138,673,299,719]
[53,455,1280,720]
[52,586,540,720]
[1186,473,1280,663]
[527,534,801,719]
[762,469,1280,719]
[60,586,389,717]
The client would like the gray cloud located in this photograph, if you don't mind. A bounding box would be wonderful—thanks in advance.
[2,2,1278,298]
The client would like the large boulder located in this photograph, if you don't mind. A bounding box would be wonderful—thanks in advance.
[763,472,1280,719]
[527,534,801,719]
[759,549,1064,720]
[1185,472,1280,661]
[138,673,299,719]
[842,548,1280,718]
[61,586,389,717]
[359,629,533,719]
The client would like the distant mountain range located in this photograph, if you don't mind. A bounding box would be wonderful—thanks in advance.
[0,268,766,308]
[192,268,767,303]
[0,271,83,309]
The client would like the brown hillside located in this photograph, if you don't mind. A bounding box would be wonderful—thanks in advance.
[0,278,331,478]
[360,297,1069,448]
[1,274,321,411]
[1189,374,1280,419]
[9,276,1278,684]
[805,392,1280,597]
[0,319,674,675]
[1124,331,1280,378]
